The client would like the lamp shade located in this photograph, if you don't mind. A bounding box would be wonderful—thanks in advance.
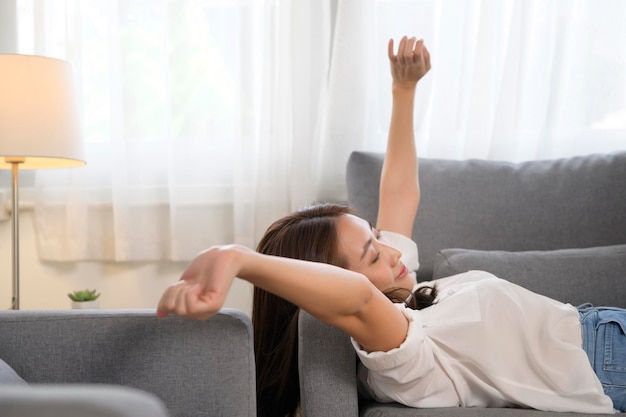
[0,54,84,169]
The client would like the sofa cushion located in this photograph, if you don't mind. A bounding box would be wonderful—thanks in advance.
[0,358,27,385]
[432,244,626,308]
[360,401,592,416]
[346,151,626,281]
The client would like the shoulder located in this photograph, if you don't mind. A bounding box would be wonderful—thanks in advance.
[351,303,427,366]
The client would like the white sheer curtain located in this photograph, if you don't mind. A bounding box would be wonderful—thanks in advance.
[316,0,626,198]
[20,0,331,261]
[19,0,626,261]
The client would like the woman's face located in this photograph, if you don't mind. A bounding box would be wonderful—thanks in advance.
[335,214,414,293]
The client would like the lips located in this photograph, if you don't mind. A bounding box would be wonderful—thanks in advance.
[396,263,408,281]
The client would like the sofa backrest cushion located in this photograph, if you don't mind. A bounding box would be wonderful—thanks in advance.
[347,151,626,281]
[298,310,358,417]
[433,244,626,308]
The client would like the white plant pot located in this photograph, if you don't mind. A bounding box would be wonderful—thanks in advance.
[71,300,100,309]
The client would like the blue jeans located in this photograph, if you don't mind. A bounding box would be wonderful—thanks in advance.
[579,304,626,412]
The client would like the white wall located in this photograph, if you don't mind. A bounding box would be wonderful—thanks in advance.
[0,207,253,315]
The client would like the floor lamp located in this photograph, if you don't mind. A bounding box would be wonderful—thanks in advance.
[0,54,85,310]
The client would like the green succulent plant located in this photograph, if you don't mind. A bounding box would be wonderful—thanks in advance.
[68,289,101,302]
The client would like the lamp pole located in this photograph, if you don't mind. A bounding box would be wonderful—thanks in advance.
[8,158,23,310]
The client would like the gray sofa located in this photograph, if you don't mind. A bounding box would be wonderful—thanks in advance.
[299,150,626,417]
[0,308,256,417]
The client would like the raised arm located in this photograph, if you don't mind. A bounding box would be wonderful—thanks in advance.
[157,244,408,353]
[376,36,431,237]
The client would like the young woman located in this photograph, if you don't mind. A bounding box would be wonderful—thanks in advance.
[157,36,625,416]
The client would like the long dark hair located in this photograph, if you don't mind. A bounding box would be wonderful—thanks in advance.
[252,203,436,417]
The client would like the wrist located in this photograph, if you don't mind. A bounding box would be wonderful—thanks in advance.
[233,245,280,287]
[392,82,417,95]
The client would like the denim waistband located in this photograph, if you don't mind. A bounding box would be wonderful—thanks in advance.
[577,303,626,412]
[578,304,598,367]
[578,304,626,372]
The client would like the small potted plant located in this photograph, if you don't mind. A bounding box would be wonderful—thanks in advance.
[68,289,101,309]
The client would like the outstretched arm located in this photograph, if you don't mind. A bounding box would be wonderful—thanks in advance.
[157,244,408,353]
[376,37,431,237]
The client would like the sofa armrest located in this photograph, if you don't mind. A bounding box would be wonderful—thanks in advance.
[0,384,170,417]
[298,311,358,417]
[0,308,256,417]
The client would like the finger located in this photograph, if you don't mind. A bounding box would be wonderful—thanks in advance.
[186,286,218,320]
[404,37,416,62]
[388,38,397,63]
[412,39,424,62]
[174,282,191,316]
[183,283,199,315]
[156,281,186,317]
[185,284,216,319]
[423,44,431,70]
[184,285,207,319]
[397,36,408,63]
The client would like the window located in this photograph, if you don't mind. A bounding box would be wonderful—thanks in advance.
[11,0,625,261]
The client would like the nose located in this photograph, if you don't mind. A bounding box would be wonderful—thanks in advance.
[382,242,402,264]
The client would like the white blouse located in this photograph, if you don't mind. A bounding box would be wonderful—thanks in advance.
[352,231,615,414]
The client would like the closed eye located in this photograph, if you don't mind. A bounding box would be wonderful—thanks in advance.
[371,228,381,263]
[371,251,380,264]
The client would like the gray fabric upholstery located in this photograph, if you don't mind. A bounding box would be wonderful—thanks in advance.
[0,385,170,417]
[0,357,27,385]
[0,308,256,417]
[298,151,626,417]
[433,244,626,308]
[347,151,626,281]
[360,402,603,417]
[298,311,359,417]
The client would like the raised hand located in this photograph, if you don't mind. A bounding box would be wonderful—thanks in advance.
[388,36,431,89]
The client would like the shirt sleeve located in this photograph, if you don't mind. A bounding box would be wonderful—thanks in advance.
[350,304,444,405]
